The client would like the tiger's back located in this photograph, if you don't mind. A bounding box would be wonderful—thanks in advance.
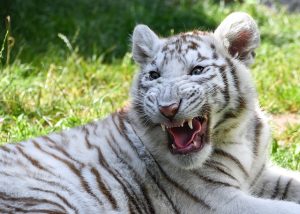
[0,111,207,213]
[0,114,156,213]
[0,110,272,214]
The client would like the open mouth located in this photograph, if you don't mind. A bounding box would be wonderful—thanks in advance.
[161,116,209,155]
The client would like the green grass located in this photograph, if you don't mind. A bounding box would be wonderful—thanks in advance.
[271,124,300,170]
[0,52,135,143]
[0,1,299,169]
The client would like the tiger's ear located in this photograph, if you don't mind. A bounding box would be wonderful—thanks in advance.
[132,25,161,65]
[214,12,260,66]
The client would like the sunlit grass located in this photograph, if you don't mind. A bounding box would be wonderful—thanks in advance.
[0,52,135,143]
[271,124,300,170]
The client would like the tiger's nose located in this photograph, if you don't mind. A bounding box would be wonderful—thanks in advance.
[159,103,179,119]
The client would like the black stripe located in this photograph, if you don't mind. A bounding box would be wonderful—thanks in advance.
[121,112,202,213]
[257,180,267,197]
[226,58,240,92]
[187,92,195,100]
[212,52,218,60]
[271,176,281,199]
[81,126,92,149]
[132,102,152,127]
[111,113,126,136]
[188,97,202,111]
[145,172,180,214]
[219,66,230,110]
[90,121,101,137]
[154,159,212,210]
[214,149,249,177]
[29,187,78,213]
[188,100,203,113]
[204,159,229,170]
[105,133,151,213]
[33,176,76,196]
[213,111,236,129]
[204,161,240,184]
[124,116,181,214]
[92,143,145,214]
[193,171,239,189]
[214,96,246,129]
[107,130,132,162]
[90,167,119,210]
[32,141,103,206]
[281,179,293,200]
[82,121,146,213]
[253,115,263,156]
[210,43,216,50]
[129,202,137,214]
[0,204,64,214]
[140,185,156,214]
[197,53,208,61]
[16,145,54,175]
[236,96,247,112]
[250,164,266,188]
[145,102,155,112]
[42,136,84,167]
[196,74,217,84]
[188,91,201,105]
[0,191,66,212]
[0,145,11,153]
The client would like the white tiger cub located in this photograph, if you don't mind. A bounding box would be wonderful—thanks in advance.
[0,12,300,214]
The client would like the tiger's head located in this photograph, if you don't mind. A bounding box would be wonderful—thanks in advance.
[130,12,260,169]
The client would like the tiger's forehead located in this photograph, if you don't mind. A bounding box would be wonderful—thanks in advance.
[152,31,218,70]
[162,31,211,53]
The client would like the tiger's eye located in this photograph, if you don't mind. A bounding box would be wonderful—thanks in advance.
[149,71,160,80]
[190,66,205,75]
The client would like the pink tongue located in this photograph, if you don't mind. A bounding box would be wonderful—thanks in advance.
[168,119,201,148]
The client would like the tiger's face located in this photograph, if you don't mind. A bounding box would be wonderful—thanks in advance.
[131,12,260,169]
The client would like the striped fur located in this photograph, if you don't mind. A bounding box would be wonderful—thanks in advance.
[1,12,300,213]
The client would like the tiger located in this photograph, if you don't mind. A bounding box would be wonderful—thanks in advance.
[0,11,300,214]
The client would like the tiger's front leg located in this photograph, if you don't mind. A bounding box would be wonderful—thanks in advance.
[251,166,300,203]
[211,186,300,214]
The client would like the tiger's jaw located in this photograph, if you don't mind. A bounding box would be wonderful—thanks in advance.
[161,116,209,155]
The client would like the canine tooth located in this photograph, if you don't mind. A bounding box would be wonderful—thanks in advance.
[172,144,176,149]
[161,124,166,132]
[188,119,193,129]
[193,141,197,146]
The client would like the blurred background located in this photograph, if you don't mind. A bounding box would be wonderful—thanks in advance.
[0,0,299,169]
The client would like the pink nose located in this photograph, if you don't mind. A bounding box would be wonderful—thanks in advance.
[159,103,179,119]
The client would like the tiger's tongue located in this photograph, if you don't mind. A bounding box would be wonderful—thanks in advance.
[168,119,202,148]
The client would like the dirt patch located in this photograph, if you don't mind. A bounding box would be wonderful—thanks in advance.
[270,113,300,133]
